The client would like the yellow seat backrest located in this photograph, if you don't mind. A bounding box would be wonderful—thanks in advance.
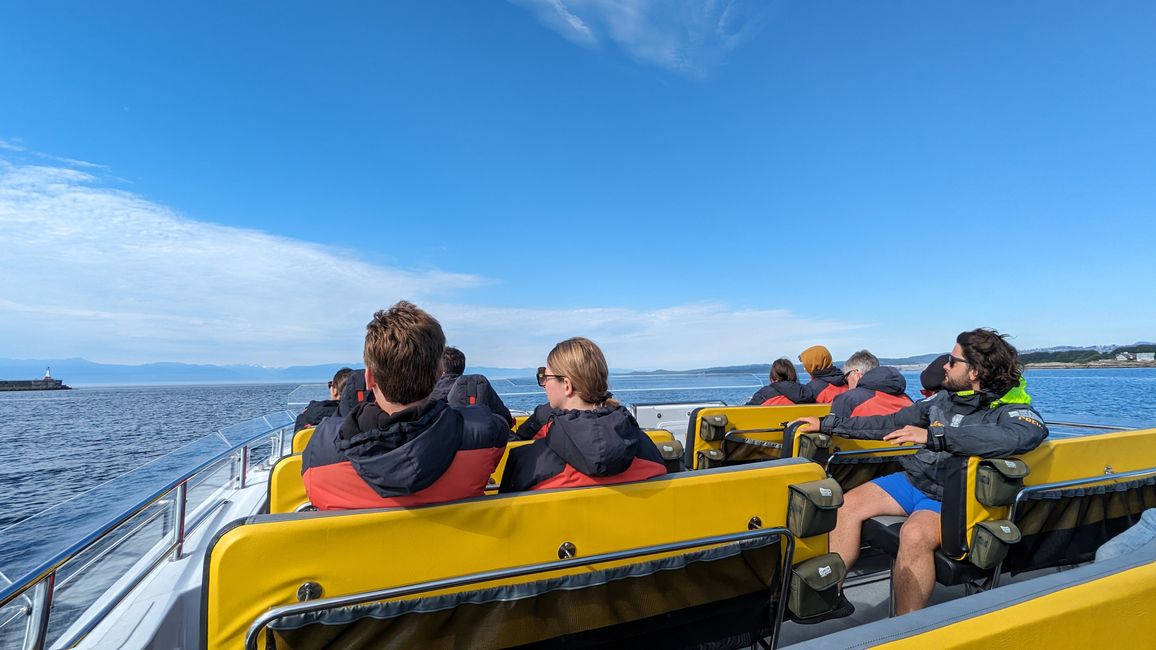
[291,427,314,454]
[267,455,309,515]
[689,404,830,469]
[206,458,829,650]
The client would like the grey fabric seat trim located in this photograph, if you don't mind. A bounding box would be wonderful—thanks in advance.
[269,536,779,631]
[785,535,1156,649]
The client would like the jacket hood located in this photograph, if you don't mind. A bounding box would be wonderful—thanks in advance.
[858,366,907,396]
[992,377,1032,407]
[810,365,847,386]
[546,406,642,477]
[800,346,833,374]
[428,373,459,401]
[337,399,461,495]
[952,377,1032,410]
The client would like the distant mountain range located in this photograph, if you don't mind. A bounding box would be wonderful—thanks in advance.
[3,343,1150,385]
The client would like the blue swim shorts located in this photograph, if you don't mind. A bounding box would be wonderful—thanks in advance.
[872,472,941,515]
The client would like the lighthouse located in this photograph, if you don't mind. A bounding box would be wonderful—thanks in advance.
[44,366,52,380]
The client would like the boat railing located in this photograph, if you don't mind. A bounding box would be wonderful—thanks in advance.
[243,526,796,650]
[0,410,297,650]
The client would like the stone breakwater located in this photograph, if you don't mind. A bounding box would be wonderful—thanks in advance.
[0,379,71,391]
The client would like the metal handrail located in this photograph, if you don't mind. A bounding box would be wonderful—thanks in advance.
[0,410,296,649]
[724,431,784,450]
[244,526,797,650]
[825,445,919,463]
[1044,420,1133,432]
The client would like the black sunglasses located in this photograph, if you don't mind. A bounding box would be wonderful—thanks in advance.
[947,354,969,368]
[536,366,566,387]
[327,381,334,388]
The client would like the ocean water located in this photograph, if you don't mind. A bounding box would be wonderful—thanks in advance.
[0,369,1154,645]
[3,369,1154,532]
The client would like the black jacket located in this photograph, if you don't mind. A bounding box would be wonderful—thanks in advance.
[430,373,515,427]
[499,406,666,493]
[829,367,912,417]
[818,384,1048,500]
[512,403,554,440]
[302,399,508,504]
[800,366,848,403]
[294,399,339,432]
[746,381,807,406]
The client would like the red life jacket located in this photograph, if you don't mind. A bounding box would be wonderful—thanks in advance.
[304,447,503,510]
[850,392,914,417]
[816,383,849,403]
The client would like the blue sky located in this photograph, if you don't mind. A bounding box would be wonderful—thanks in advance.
[1,1,1154,370]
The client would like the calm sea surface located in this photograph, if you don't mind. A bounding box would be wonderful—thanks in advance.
[1,369,1153,644]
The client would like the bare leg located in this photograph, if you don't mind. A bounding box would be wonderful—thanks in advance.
[830,482,905,572]
[892,510,941,615]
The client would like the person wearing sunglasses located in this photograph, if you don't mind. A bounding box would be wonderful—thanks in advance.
[293,367,353,433]
[790,328,1048,617]
[829,350,913,418]
[499,337,667,493]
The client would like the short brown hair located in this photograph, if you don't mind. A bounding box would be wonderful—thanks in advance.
[547,337,618,408]
[363,301,446,404]
[770,358,797,383]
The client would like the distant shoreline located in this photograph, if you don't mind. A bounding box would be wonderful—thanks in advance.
[1023,361,1156,370]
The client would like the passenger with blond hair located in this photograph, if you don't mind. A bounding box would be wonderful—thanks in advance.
[499,337,667,492]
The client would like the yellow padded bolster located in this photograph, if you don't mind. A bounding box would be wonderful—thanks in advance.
[644,428,675,443]
[877,556,1156,648]
[205,458,829,650]
[691,405,830,467]
[1019,427,1156,485]
[268,455,309,515]
[291,427,314,454]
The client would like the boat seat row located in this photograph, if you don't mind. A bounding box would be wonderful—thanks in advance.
[685,405,1156,598]
[685,404,912,489]
[858,426,1156,597]
[206,458,839,650]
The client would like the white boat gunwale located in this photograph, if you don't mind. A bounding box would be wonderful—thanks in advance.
[0,410,299,650]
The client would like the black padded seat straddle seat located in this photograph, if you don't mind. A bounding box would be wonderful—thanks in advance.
[861,515,990,587]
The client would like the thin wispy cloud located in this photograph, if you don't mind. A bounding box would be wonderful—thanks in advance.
[0,160,485,365]
[0,137,107,170]
[512,0,771,75]
[429,303,867,370]
[0,151,867,369]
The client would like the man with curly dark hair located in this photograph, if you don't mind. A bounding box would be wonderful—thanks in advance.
[792,328,1048,617]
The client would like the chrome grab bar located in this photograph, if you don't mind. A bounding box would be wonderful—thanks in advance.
[0,410,297,649]
[1044,420,1133,431]
[245,526,796,650]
